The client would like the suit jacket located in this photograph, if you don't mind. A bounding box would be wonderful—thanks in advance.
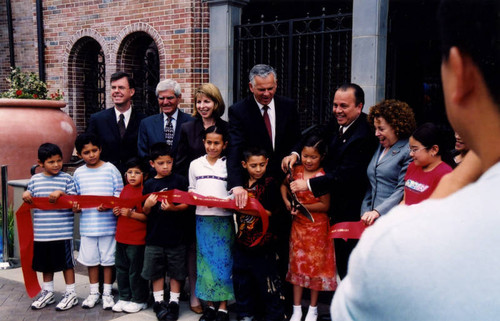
[309,113,378,223]
[86,107,146,174]
[176,117,228,176]
[137,110,194,159]
[360,139,412,216]
[227,95,301,189]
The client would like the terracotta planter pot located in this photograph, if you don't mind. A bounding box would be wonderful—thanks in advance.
[0,98,76,194]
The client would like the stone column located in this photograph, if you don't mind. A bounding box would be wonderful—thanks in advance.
[207,0,249,119]
[351,0,389,112]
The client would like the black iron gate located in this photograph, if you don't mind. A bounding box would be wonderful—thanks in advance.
[235,10,352,130]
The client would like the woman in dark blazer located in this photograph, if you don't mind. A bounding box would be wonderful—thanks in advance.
[176,83,228,176]
[360,99,416,226]
[175,83,227,314]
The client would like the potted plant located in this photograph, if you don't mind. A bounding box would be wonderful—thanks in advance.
[0,67,76,188]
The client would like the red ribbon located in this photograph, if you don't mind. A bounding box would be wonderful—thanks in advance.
[329,221,366,241]
[16,190,267,298]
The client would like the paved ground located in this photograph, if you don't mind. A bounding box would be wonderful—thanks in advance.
[0,259,332,321]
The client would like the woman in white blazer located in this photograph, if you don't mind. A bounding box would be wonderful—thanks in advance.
[360,100,416,226]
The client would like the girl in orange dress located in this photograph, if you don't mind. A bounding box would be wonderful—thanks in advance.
[281,135,337,321]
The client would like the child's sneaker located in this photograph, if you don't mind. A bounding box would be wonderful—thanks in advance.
[112,299,130,312]
[102,294,115,310]
[31,290,55,310]
[55,291,78,311]
[82,292,101,309]
[122,301,148,313]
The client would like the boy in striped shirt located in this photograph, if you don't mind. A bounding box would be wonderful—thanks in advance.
[72,133,124,310]
[22,143,78,311]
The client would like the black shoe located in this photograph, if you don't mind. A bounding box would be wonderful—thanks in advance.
[199,307,217,321]
[165,301,180,320]
[153,301,169,321]
[215,311,230,321]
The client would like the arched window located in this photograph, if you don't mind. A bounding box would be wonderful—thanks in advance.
[68,37,105,132]
[116,32,159,116]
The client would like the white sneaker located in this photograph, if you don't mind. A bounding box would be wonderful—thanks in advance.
[122,301,148,313]
[82,292,100,309]
[31,290,55,310]
[55,291,78,311]
[102,294,115,310]
[112,299,130,312]
[304,306,318,321]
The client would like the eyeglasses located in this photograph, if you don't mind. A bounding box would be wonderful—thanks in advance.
[408,146,427,154]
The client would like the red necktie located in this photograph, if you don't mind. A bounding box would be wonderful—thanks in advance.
[263,105,272,140]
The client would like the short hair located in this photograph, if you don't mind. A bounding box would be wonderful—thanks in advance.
[75,133,101,154]
[337,83,365,107]
[368,99,417,140]
[301,135,327,157]
[249,64,277,86]
[110,71,135,89]
[242,147,268,162]
[438,0,500,106]
[192,83,226,119]
[38,143,62,163]
[149,142,173,161]
[125,157,149,174]
[156,79,181,97]
[203,125,228,142]
[411,122,445,156]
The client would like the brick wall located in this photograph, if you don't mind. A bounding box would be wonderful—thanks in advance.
[1,0,210,132]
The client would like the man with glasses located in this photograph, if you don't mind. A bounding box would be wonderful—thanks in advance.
[138,79,193,159]
[87,71,146,174]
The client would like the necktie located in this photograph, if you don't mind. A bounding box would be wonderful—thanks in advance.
[262,105,272,140]
[118,114,126,138]
[165,116,174,146]
[339,126,344,137]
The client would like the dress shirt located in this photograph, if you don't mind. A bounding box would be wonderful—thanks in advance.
[163,109,179,135]
[254,98,276,149]
[115,106,132,128]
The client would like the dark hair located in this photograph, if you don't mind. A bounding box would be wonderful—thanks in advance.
[302,135,327,157]
[75,133,101,154]
[38,143,62,163]
[242,147,268,162]
[411,123,446,156]
[368,99,417,139]
[149,142,173,161]
[203,125,228,142]
[125,157,148,174]
[110,71,135,89]
[438,0,500,106]
[337,83,365,107]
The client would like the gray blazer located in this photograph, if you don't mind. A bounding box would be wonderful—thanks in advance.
[360,139,412,216]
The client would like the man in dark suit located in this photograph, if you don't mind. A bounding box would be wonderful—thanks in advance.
[86,71,146,174]
[137,79,193,159]
[286,83,378,279]
[227,64,300,205]
[228,64,300,317]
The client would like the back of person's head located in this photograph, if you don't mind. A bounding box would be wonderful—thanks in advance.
[125,157,149,174]
[438,0,500,106]
[337,83,365,107]
[110,71,135,89]
[75,133,101,154]
[249,64,277,85]
[38,143,63,163]
[156,79,181,97]
[203,125,228,142]
[242,147,268,163]
[193,83,226,119]
[411,123,446,156]
[149,142,173,162]
[302,135,327,157]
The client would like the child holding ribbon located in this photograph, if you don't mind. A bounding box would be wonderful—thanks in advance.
[281,135,337,321]
[188,125,233,321]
